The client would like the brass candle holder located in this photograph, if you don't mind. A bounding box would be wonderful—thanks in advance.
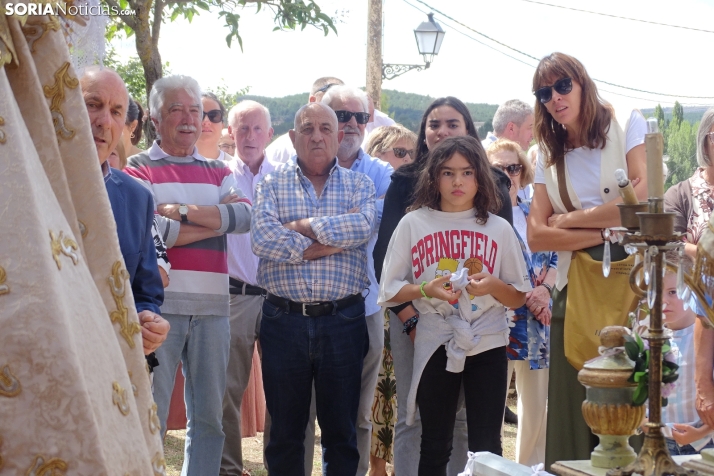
[604,199,693,476]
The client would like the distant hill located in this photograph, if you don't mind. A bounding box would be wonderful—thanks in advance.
[238,89,499,138]
[641,106,710,124]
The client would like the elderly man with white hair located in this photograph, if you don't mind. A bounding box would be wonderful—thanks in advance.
[124,74,252,476]
[220,100,275,476]
[320,85,394,476]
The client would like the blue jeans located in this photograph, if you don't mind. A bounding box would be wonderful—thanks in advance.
[260,298,368,476]
[152,313,230,476]
[666,437,714,456]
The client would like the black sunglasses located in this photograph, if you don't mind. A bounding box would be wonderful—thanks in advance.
[391,147,414,159]
[316,83,339,94]
[534,77,573,104]
[202,109,224,124]
[495,163,523,176]
[334,110,371,125]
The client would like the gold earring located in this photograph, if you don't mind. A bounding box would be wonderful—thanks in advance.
[130,133,135,139]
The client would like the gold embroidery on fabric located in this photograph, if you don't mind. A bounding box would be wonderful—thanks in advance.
[152,453,167,476]
[149,403,160,434]
[77,220,88,238]
[112,381,130,415]
[0,365,21,397]
[0,116,6,145]
[108,261,141,347]
[0,266,9,295]
[0,14,18,67]
[22,16,60,53]
[49,230,79,270]
[24,455,67,476]
[43,62,79,140]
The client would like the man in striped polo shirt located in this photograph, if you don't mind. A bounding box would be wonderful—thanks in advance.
[125,75,252,476]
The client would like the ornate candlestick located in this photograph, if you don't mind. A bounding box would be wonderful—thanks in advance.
[606,120,694,476]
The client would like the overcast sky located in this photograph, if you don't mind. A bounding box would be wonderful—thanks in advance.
[111,0,714,121]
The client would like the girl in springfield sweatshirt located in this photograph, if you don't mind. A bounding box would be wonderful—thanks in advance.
[378,135,531,476]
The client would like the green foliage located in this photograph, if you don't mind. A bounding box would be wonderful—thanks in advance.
[382,89,498,134]
[624,333,679,407]
[379,92,392,118]
[207,81,251,112]
[665,120,699,189]
[672,101,684,127]
[104,45,171,104]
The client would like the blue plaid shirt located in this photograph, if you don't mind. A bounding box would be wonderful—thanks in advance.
[251,158,376,302]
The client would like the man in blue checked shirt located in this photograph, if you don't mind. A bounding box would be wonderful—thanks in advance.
[251,102,376,476]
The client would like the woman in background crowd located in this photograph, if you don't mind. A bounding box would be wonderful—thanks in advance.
[196,92,228,160]
[364,124,417,476]
[487,139,556,466]
[665,107,714,258]
[122,97,144,157]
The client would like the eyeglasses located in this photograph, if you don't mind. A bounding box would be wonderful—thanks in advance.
[203,109,224,124]
[334,110,371,125]
[219,143,236,151]
[534,77,573,104]
[707,132,714,145]
[316,83,339,94]
[390,147,414,159]
[494,163,523,176]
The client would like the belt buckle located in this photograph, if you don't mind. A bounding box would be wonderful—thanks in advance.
[302,302,312,316]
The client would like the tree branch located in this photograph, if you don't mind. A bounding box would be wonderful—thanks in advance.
[152,0,163,46]
[106,0,138,29]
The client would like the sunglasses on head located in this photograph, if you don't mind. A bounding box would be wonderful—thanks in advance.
[534,77,573,104]
[203,109,224,124]
[334,110,371,125]
[316,83,339,94]
[495,163,523,176]
[391,147,414,159]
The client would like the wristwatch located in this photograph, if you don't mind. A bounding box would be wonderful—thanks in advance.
[178,204,189,223]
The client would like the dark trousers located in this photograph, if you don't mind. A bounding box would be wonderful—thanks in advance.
[416,345,508,476]
[260,298,368,476]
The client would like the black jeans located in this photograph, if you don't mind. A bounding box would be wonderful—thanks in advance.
[416,345,508,476]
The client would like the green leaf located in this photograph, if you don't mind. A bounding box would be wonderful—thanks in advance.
[635,333,645,353]
[633,371,646,383]
[633,384,648,406]
[625,339,640,361]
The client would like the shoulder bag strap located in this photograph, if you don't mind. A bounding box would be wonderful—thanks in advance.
[556,161,576,213]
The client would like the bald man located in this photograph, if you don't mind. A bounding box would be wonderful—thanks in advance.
[80,67,169,357]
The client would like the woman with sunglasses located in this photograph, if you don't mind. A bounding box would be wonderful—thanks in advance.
[196,92,229,160]
[487,139,556,467]
[366,124,418,170]
[373,96,513,476]
[527,52,648,467]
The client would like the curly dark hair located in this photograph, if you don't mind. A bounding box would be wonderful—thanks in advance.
[409,136,501,225]
[126,98,144,146]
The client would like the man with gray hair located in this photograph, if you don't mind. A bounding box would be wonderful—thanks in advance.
[220,100,275,476]
[321,84,394,475]
[124,74,252,476]
[482,99,535,151]
[251,102,376,475]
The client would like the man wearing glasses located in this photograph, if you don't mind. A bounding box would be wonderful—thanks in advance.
[125,74,252,476]
[321,85,394,475]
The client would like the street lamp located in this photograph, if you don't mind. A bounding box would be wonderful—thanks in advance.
[382,12,445,80]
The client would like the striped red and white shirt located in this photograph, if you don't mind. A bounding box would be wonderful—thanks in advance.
[125,142,251,317]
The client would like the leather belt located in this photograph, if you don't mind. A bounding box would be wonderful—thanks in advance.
[265,293,364,317]
[229,277,265,296]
